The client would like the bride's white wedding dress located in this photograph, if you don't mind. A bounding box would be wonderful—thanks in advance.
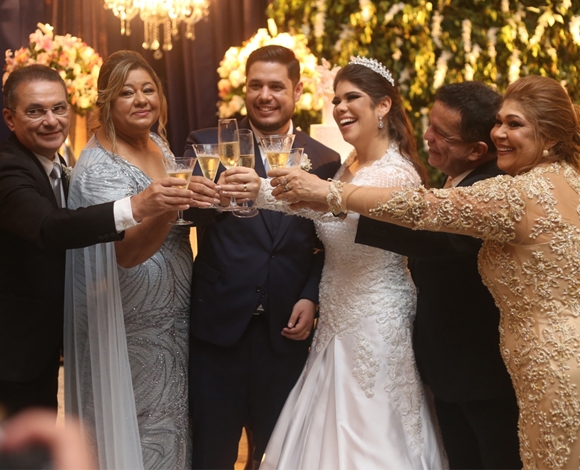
[256,144,445,469]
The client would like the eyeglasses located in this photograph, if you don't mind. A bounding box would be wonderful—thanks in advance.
[9,104,70,121]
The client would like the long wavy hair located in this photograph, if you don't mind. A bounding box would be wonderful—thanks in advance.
[502,75,580,173]
[92,50,168,151]
[333,63,429,185]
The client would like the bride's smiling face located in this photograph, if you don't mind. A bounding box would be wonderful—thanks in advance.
[332,80,380,147]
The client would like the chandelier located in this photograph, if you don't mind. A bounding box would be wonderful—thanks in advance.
[104,0,210,58]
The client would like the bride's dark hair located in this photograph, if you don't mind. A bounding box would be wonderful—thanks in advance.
[334,63,429,185]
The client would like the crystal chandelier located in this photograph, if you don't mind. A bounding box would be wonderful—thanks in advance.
[104,0,210,58]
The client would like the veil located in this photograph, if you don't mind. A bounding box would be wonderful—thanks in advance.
[63,135,144,469]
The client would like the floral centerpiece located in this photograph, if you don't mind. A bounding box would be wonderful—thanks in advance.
[217,19,324,131]
[3,23,102,116]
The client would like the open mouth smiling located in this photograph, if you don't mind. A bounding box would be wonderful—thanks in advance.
[339,118,356,127]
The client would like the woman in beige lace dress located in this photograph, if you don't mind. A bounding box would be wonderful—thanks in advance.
[267,75,580,469]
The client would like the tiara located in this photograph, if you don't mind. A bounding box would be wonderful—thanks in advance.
[348,56,395,86]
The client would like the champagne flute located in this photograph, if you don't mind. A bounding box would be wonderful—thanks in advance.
[278,148,305,215]
[259,134,295,171]
[163,155,197,225]
[233,129,258,218]
[192,143,220,209]
[218,119,240,210]
[259,134,296,205]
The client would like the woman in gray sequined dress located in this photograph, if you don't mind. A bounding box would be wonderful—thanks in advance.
[64,51,191,469]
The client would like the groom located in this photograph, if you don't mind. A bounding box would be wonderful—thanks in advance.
[0,64,193,418]
[184,45,340,469]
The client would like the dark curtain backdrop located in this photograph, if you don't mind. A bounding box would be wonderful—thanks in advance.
[0,0,269,153]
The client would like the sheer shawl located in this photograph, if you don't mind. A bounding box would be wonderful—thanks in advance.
[63,133,173,469]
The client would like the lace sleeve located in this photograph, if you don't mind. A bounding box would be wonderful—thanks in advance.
[363,174,525,243]
[254,177,337,222]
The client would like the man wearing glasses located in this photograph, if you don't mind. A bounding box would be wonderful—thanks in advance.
[0,64,193,418]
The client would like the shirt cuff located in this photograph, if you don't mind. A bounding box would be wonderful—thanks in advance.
[113,197,140,232]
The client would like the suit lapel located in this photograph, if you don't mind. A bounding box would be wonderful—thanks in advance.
[11,135,60,208]
[458,159,502,188]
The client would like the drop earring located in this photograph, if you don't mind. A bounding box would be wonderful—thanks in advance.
[378,115,384,129]
[542,149,549,157]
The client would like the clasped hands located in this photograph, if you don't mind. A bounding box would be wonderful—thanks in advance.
[186,167,332,211]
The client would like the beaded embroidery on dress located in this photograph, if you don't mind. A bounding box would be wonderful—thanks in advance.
[65,134,192,470]
[369,161,580,469]
[257,143,445,469]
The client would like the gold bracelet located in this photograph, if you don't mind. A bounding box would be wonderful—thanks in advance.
[326,179,346,216]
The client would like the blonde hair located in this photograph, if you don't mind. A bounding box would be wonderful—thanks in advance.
[92,50,168,151]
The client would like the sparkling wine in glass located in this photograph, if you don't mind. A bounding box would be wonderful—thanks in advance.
[233,129,258,218]
[192,143,221,209]
[218,119,240,210]
[259,134,296,171]
[164,155,196,225]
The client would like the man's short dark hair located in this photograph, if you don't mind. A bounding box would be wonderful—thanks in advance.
[435,81,502,152]
[3,64,67,110]
[245,45,300,86]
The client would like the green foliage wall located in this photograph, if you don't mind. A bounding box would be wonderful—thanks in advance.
[268,0,580,180]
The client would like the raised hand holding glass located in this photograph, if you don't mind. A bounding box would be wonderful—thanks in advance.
[233,129,258,218]
[192,143,220,209]
[163,156,196,225]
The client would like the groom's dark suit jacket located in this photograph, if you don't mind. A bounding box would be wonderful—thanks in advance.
[0,134,122,384]
[184,117,341,353]
[355,159,515,402]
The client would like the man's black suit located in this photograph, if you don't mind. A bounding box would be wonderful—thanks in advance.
[184,117,340,468]
[355,159,521,469]
[0,134,122,415]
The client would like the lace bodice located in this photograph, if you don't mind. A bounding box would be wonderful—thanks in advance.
[256,144,427,452]
[369,161,580,469]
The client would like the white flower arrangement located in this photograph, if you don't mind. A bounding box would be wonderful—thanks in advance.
[3,23,102,115]
[217,20,324,119]
[313,58,341,98]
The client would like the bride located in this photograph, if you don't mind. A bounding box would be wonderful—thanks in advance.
[223,58,445,469]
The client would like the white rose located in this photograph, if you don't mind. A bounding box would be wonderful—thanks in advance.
[229,69,243,89]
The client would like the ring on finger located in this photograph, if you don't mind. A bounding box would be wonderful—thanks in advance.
[281,177,287,186]
[284,183,291,192]
[243,183,247,192]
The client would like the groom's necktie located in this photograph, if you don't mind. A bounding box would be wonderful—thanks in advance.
[50,162,65,208]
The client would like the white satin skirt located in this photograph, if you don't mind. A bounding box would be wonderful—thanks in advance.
[260,335,446,470]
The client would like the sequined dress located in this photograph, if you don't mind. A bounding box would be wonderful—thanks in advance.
[365,161,580,469]
[64,134,192,470]
[256,144,445,469]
